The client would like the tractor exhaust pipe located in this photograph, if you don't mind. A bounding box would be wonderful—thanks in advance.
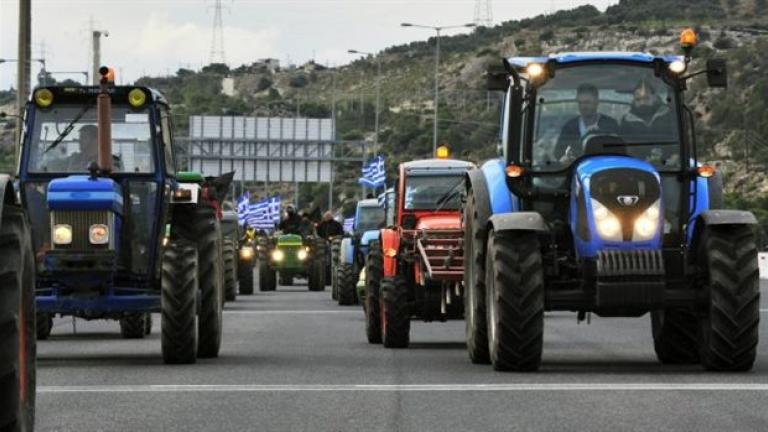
[96,66,113,175]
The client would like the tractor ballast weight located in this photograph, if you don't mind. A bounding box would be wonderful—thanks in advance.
[335,198,385,305]
[367,158,474,347]
[464,37,759,372]
[18,69,230,364]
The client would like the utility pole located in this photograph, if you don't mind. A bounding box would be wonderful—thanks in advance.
[347,49,382,157]
[16,0,32,168]
[473,0,493,27]
[92,29,109,85]
[209,0,227,64]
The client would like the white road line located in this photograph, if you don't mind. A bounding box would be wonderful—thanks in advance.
[224,310,359,315]
[762,309,768,313]
[38,383,768,393]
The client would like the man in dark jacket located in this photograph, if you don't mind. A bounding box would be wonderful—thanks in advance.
[619,79,674,141]
[278,205,302,235]
[316,211,344,239]
[554,84,619,162]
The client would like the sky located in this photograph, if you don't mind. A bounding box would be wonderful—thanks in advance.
[0,0,618,90]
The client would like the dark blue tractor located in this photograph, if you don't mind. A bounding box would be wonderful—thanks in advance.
[18,68,229,364]
[464,30,759,371]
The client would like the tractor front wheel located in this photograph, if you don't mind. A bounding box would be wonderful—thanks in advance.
[365,243,383,344]
[464,190,490,364]
[651,308,699,364]
[36,313,52,340]
[161,240,198,364]
[119,313,147,339]
[381,275,410,348]
[698,225,760,371]
[258,259,276,292]
[337,263,357,306]
[223,238,237,302]
[486,229,544,372]
[238,258,255,295]
[330,238,341,300]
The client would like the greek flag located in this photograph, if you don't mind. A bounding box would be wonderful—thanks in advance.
[343,217,355,234]
[236,192,251,226]
[268,195,282,223]
[358,155,386,189]
[243,195,282,231]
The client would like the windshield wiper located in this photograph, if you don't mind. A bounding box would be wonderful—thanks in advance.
[433,177,465,213]
[43,104,92,154]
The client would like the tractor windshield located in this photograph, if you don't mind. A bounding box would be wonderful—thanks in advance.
[404,174,465,211]
[27,105,155,174]
[357,206,385,232]
[530,64,681,172]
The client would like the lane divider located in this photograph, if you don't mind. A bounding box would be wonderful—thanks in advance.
[38,383,768,393]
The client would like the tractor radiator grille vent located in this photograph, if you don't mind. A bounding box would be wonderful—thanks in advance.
[51,210,111,250]
[596,249,664,277]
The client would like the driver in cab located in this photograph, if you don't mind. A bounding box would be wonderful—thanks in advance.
[554,84,619,163]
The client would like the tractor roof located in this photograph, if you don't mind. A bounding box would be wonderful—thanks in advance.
[507,52,682,68]
[403,158,474,174]
[358,198,380,208]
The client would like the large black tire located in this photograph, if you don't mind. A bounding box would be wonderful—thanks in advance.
[330,239,341,300]
[195,214,224,359]
[259,259,276,292]
[161,240,198,364]
[308,240,326,292]
[381,275,411,348]
[651,308,699,364]
[279,273,294,286]
[365,242,383,344]
[486,229,544,372]
[238,257,255,295]
[144,313,153,336]
[463,187,490,364]
[223,238,237,302]
[0,205,36,432]
[337,263,357,306]
[36,312,52,340]
[119,313,146,339]
[697,225,760,371]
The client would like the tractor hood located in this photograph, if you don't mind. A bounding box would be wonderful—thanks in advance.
[47,176,123,215]
[360,229,380,246]
[415,214,461,230]
[276,233,304,247]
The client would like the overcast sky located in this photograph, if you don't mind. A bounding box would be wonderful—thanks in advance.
[0,0,618,90]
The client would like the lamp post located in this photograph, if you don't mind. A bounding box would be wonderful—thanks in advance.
[347,49,382,158]
[400,22,475,155]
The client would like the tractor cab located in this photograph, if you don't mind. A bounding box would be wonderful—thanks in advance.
[19,83,174,286]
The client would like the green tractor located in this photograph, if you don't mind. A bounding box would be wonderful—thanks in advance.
[258,233,326,291]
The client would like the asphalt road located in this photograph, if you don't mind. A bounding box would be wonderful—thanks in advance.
[36,279,768,432]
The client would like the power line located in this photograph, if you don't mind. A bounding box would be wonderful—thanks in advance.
[473,0,493,27]
[208,0,228,64]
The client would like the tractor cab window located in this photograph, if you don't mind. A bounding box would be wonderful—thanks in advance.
[530,64,681,172]
[27,105,155,174]
[404,174,465,211]
[356,206,385,232]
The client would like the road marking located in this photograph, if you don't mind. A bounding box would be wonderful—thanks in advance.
[224,310,359,315]
[38,383,768,393]
[762,309,768,313]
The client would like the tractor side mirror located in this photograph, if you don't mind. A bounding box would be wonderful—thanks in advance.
[706,58,727,88]
[486,68,509,92]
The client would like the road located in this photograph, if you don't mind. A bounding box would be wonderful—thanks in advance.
[37,279,768,432]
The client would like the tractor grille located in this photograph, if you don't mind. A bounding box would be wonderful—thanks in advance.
[51,210,113,251]
[595,249,665,308]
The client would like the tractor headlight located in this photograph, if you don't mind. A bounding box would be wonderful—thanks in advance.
[632,200,661,241]
[53,224,73,245]
[271,249,284,262]
[591,199,622,241]
[89,224,109,245]
[297,248,308,261]
[240,246,254,260]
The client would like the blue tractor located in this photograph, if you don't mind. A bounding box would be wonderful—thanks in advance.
[464,30,759,371]
[335,197,386,305]
[18,67,229,364]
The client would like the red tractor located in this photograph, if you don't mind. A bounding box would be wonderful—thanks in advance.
[365,152,474,347]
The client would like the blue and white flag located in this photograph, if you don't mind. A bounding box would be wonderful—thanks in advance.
[243,194,282,231]
[343,217,355,234]
[236,192,251,226]
[358,155,386,189]
[268,195,282,223]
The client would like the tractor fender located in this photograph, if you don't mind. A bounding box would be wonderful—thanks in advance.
[380,228,400,277]
[690,209,757,253]
[480,159,517,215]
[0,174,16,227]
[340,237,354,266]
[488,212,549,234]
[465,168,492,261]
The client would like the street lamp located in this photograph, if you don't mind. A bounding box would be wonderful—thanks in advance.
[401,22,475,155]
[347,49,382,158]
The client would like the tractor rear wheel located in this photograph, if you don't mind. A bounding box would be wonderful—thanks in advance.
[381,275,410,348]
[308,241,326,292]
[698,225,760,371]
[161,239,198,364]
[330,238,341,300]
[651,308,699,364]
[119,314,146,339]
[464,190,490,364]
[223,238,237,302]
[259,259,276,292]
[36,313,52,340]
[486,229,544,371]
[238,257,255,295]
[196,215,224,359]
[337,263,357,306]
[0,205,36,432]
[365,243,383,344]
